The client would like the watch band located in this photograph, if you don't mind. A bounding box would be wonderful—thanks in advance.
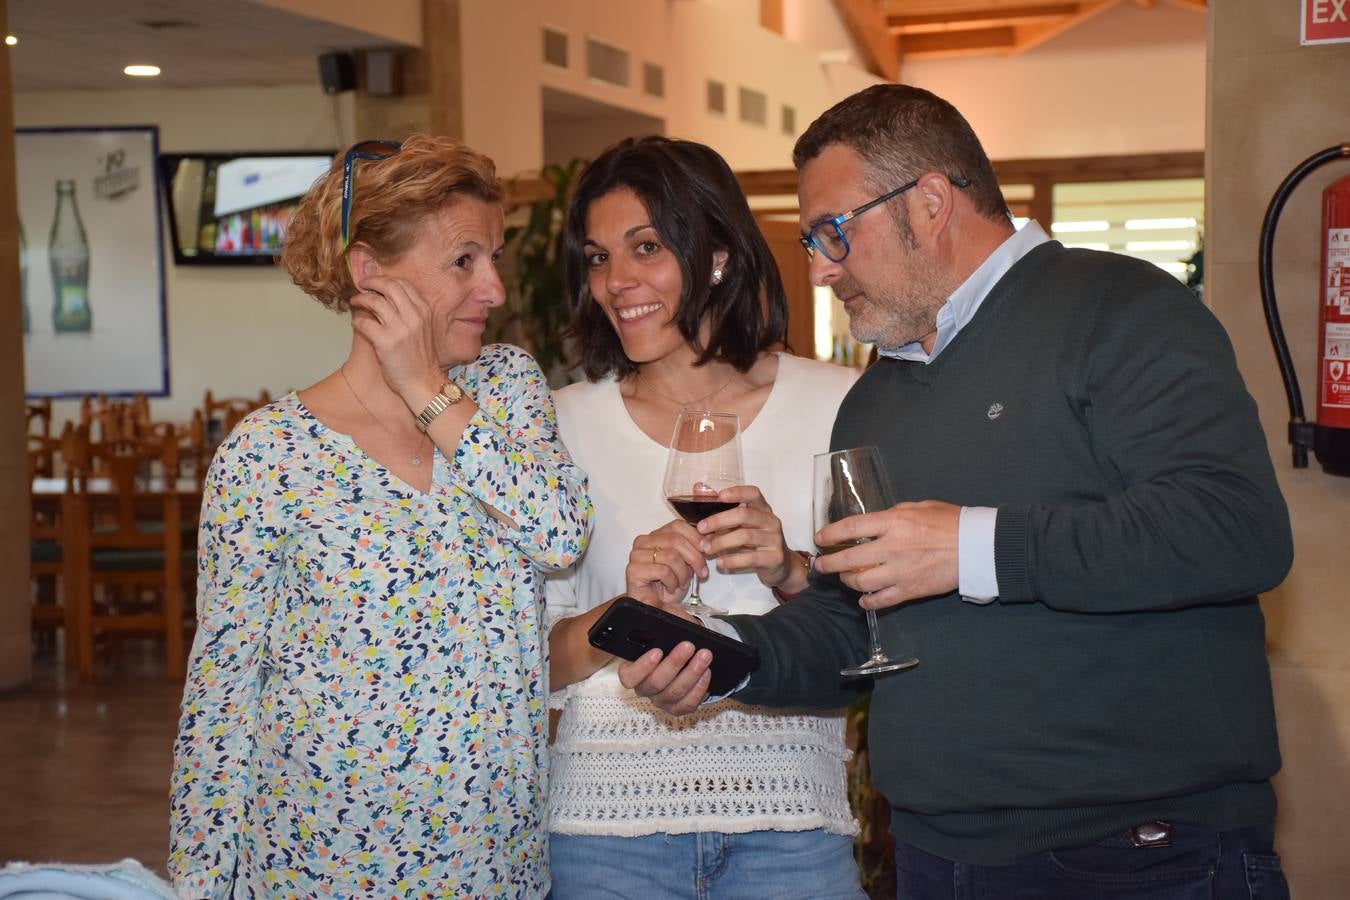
[771,550,817,604]
[414,381,463,432]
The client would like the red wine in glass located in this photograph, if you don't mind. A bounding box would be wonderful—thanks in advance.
[662,411,743,615]
[668,496,739,524]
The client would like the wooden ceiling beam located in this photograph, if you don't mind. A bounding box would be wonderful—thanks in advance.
[1007,0,1120,54]
[899,26,1018,56]
[832,0,900,81]
[887,3,1081,34]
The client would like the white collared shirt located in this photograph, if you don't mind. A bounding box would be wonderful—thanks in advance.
[880,221,1050,602]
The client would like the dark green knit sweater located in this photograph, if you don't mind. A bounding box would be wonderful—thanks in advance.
[729,241,1292,865]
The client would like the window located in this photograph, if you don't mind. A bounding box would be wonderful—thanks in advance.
[739,87,767,126]
[643,62,664,98]
[707,79,726,114]
[586,37,629,87]
[542,27,568,68]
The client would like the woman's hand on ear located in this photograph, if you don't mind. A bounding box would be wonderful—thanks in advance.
[349,274,444,410]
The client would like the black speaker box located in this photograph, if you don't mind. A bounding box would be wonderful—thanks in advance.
[318,51,357,95]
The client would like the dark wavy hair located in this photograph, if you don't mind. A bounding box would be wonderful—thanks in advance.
[794,84,1007,223]
[563,136,788,381]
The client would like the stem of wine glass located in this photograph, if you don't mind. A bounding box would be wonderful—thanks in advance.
[863,608,886,659]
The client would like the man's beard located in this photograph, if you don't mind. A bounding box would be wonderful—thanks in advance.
[839,256,950,350]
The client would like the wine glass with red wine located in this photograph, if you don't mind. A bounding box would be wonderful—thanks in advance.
[662,411,743,616]
[813,447,918,677]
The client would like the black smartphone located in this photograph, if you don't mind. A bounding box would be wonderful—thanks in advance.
[587,597,760,697]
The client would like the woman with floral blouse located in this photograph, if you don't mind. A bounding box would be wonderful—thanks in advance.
[169,134,591,899]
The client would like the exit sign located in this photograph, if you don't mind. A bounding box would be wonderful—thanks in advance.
[1303,0,1350,44]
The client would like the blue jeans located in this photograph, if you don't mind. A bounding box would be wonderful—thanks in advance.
[548,829,866,900]
[892,823,1289,900]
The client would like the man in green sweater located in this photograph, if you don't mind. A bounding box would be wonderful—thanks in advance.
[619,85,1293,898]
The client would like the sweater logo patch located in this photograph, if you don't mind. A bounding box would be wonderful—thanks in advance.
[987,402,1005,420]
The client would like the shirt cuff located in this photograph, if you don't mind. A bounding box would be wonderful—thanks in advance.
[700,614,751,700]
[958,506,999,604]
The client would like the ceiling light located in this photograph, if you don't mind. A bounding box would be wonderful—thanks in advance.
[4,35,17,46]
[124,64,161,77]
[1156,261,1189,274]
[1051,220,1110,234]
[1124,217,1197,231]
[1125,240,1193,252]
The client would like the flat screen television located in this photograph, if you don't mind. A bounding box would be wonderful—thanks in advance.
[160,151,334,265]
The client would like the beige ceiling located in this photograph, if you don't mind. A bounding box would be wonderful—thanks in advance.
[5,0,405,91]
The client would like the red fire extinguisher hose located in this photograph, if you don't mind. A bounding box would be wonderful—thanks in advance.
[1258,144,1350,469]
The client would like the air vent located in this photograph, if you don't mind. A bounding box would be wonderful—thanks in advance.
[782,104,797,136]
[542,27,568,68]
[586,37,629,87]
[707,80,726,114]
[643,62,664,98]
[739,87,767,126]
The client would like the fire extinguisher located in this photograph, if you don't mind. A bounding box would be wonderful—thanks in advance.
[1259,144,1350,476]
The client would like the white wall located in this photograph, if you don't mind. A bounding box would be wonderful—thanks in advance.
[456,0,884,177]
[14,85,354,424]
[901,2,1206,159]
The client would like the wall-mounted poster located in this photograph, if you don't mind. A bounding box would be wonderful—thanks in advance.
[17,126,167,397]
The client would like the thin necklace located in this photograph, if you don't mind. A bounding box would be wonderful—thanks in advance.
[339,365,432,467]
[637,368,735,409]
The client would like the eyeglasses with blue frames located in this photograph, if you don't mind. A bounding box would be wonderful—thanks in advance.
[340,139,403,248]
[799,174,973,263]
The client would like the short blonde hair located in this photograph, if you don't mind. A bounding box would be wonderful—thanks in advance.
[282,133,503,311]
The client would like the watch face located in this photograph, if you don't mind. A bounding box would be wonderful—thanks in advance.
[444,381,464,403]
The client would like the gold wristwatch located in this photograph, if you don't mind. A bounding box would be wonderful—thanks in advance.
[414,381,464,432]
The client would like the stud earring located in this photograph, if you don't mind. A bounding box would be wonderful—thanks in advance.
[712,267,724,285]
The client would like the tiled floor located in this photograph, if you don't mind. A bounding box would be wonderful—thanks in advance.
[0,643,181,875]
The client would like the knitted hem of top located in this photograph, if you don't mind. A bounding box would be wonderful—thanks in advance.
[547,814,860,838]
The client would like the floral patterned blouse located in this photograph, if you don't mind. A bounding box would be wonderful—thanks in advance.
[169,344,591,899]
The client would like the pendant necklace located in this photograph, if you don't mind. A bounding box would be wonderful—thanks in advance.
[637,369,735,410]
[340,365,432,467]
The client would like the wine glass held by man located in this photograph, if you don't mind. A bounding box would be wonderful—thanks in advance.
[542,136,865,899]
[168,135,592,900]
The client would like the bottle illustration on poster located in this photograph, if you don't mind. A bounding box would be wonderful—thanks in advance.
[49,178,92,334]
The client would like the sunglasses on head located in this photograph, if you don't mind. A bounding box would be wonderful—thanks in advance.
[340,139,403,248]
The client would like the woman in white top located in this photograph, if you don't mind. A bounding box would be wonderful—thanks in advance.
[544,136,865,899]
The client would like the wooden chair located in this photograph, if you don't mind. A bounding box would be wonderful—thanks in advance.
[64,426,202,680]
[29,429,76,650]
[153,411,211,485]
[26,398,55,476]
[79,394,152,444]
[202,389,270,446]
